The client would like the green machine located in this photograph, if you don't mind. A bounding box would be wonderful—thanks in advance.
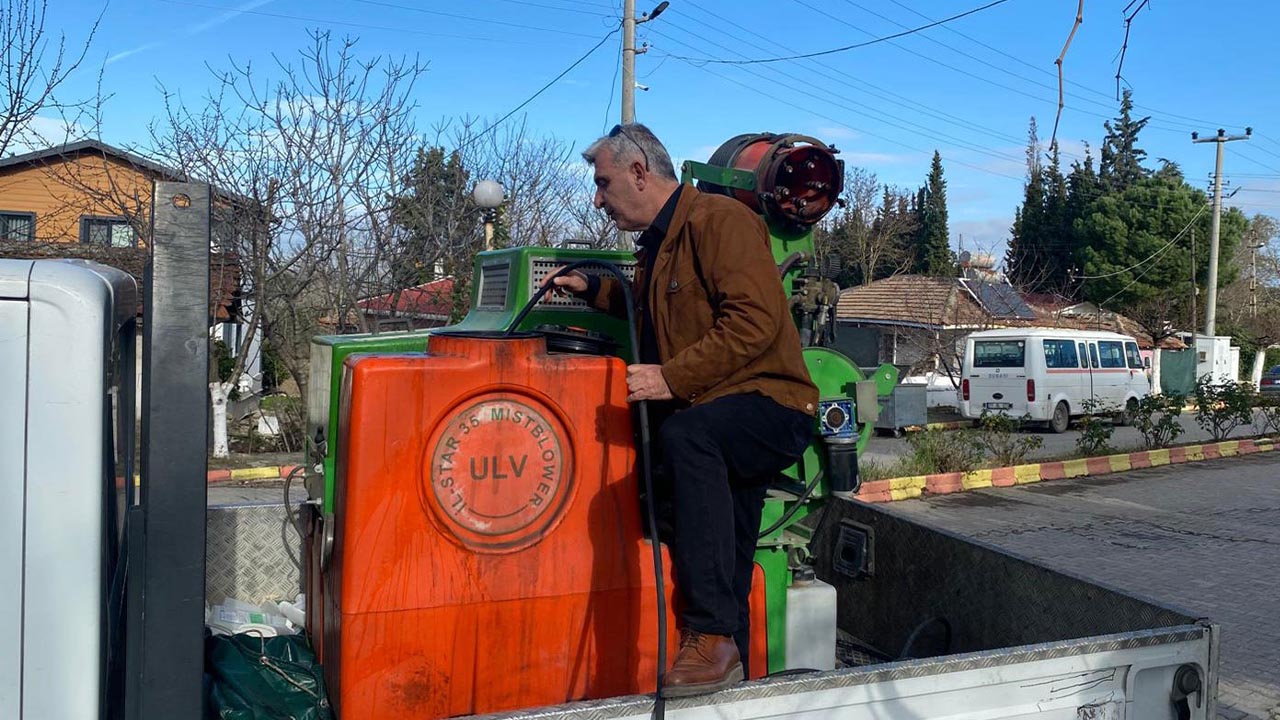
[682,133,897,671]
[304,132,896,673]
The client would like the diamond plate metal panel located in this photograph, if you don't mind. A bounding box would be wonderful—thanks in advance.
[206,503,303,604]
[465,627,1208,720]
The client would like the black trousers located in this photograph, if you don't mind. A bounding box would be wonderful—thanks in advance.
[652,393,812,673]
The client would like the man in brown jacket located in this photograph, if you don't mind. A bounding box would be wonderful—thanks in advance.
[553,124,818,698]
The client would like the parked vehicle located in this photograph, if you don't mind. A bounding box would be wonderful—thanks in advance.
[959,328,1152,432]
[1261,365,1280,395]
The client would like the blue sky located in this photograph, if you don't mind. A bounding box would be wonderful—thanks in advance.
[35,0,1280,256]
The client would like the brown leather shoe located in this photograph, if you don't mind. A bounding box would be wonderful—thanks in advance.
[661,631,744,698]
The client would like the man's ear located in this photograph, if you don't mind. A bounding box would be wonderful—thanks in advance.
[630,160,647,189]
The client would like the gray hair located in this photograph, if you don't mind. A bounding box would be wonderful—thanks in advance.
[582,123,678,180]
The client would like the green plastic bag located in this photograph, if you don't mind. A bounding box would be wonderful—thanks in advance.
[206,632,334,720]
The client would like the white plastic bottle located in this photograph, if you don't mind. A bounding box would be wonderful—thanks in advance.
[785,568,837,671]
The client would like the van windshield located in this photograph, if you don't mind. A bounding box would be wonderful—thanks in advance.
[973,340,1026,368]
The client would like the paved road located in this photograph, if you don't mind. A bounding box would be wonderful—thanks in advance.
[863,413,1270,469]
[887,452,1280,720]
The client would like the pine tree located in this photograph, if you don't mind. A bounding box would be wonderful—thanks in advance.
[1006,118,1046,288]
[1064,143,1099,298]
[389,146,477,291]
[913,151,953,276]
[1040,140,1070,292]
[1099,89,1150,192]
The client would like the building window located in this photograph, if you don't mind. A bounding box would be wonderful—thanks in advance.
[80,216,137,248]
[0,211,35,242]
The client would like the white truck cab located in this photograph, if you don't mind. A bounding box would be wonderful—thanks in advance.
[960,328,1151,432]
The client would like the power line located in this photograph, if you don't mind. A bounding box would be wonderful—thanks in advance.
[650,28,1024,182]
[483,0,616,16]
[1095,202,1210,308]
[680,0,1030,150]
[663,0,1014,65]
[1075,200,1210,279]
[778,0,1192,141]
[1244,140,1280,163]
[838,0,1195,139]
[463,28,619,149]
[883,0,1241,129]
[655,20,1025,166]
[1237,153,1280,176]
[159,0,549,45]
[651,23,1026,171]
[347,0,602,38]
[602,32,621,133]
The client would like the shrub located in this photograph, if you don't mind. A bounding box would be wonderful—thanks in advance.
[1253,394,1280,437]
[904,427,984,475]
[1130,393,1186,449]
[1075,398,1116,456]
[976,411,1044,467]
[1193,376,1256,441]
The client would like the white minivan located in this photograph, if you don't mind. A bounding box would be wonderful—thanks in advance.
[959,328,1151,433]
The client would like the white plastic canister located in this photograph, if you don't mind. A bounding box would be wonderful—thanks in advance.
[784,569,837,671]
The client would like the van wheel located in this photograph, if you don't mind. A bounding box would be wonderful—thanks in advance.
[1116,398,1139,427]
[1049,401,1070,434]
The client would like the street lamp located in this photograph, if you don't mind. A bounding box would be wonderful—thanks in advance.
[472,180,505,251]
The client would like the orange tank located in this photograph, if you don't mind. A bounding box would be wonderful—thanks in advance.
[318,332,767,720]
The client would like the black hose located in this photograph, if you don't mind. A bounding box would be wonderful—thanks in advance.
[898,616,952,660]
[506,261,667,720]
[758,470,823,540]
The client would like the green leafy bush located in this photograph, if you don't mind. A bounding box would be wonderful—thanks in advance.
[1075,398,1116,456]
[1130,393,1186,449]
[904,427,984,475]
[1253,394,1280,437]
[1193,376,1256,441]
[976,411,1044,466]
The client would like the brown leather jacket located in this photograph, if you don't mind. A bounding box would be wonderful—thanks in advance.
[592,186,818,416]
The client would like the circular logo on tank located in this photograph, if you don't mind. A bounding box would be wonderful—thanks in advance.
[425,394,573,552]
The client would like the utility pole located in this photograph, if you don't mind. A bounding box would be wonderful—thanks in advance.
[620,1,667,125]
[1192,126,1251,336]
[1190,227,1196,336]
[1251,242,1259,320]
[621,0,636,124]
[617,2,666,247]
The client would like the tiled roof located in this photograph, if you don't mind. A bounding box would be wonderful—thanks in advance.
[357,278,454,319]
[835,274,1182,349]
[835,275,988,328]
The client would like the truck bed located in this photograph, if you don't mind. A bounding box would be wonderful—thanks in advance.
[465,499,1217,720]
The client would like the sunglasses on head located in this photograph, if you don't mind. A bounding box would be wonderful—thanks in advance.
[609,124,651,171]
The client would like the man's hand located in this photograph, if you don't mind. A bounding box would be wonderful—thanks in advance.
[627,364,674,402]
[546,269,588,296]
